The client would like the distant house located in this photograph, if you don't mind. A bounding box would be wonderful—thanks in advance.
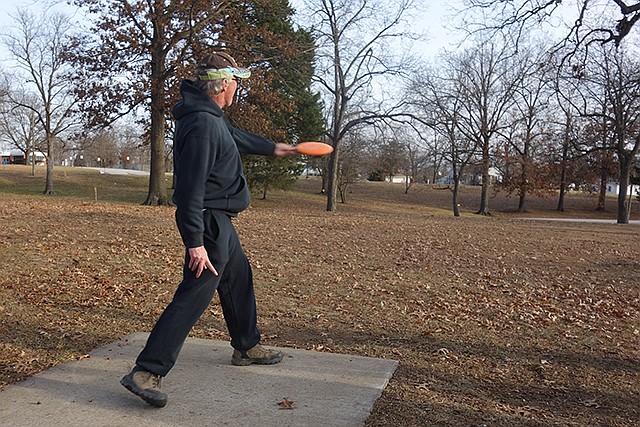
[385,174,408,184]
[1,149,26,164]
[1,150,46,165]
[606,181,636,196]
[301,165,321,176]
[435,167,502,186]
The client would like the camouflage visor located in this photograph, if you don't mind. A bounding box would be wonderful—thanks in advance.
[197,67,251,81]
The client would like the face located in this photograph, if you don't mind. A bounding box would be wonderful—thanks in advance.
[224,77,238,107]
[211,77,238,108]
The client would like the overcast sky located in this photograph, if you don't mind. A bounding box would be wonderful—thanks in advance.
[2,0,633,65]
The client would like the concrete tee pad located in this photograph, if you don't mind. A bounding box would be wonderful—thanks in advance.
[0,333,398,427]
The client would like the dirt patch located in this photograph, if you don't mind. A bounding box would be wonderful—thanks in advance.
[1,174,639,426]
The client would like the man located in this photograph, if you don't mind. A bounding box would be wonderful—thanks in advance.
[121,51,297,408]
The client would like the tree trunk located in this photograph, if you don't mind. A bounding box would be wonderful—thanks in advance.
[28,149,35,176]
[626,185,633,223]
[338,182,346,203]
[144,108,168,205]
[596,168,608,211]
[557,180,566,212]
[452,175,460,217]
[326,23,345,212]
[432,159,439,184]
[30,113,36,176]
[517,191,526,213]
[517,161,526,213]
[557,140,568,212]
[517,146,529,213]
[616,159,631,224]
[43,134,55,195]
[143,47,169,206]
[326,145,339,212]
[476,139,491,215]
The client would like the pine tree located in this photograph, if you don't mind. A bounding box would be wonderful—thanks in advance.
[218,0,323,198]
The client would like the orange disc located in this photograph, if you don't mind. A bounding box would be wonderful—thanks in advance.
[295,142,334,156]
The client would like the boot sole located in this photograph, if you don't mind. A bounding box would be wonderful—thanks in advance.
[120,376,167,408]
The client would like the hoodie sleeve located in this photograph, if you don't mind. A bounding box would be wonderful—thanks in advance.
[227,124,276,156]
[173,124,217,248]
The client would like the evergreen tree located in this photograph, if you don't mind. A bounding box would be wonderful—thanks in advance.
[218,0,323,198]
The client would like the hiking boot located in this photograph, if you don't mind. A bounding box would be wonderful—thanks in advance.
[120,366,167,408]
[232,343,284,366]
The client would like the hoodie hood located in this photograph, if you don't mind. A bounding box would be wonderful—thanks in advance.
[172,79,223,121]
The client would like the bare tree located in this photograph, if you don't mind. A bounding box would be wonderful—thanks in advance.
[115,123,145,169]
[424,134,449,185]
[401,129,429,193]
[549,76,584,212]
[466,0,640,47]
[301,0,417,211]
[442,37,524,215]
[554,107,577,212]
[560,44,640,223]
[336,130,367,203]
[0,88,43,175]
[586,118,619,211]
[554,63,617,210]
[497,45,554,212]
[376,124,429,193]
[83,129,120,168]
[3,9,78,194]
[0,73,8,108]
[593,46,640,222]
[378,129,408,183]
[410,67,478,216]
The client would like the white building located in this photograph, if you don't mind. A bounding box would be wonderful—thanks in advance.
[606,181,636,196]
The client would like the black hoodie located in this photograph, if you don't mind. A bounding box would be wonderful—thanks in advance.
[172,79,275,248]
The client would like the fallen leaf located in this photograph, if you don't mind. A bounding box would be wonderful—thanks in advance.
[582,399,601,408]
[277,398,296,410]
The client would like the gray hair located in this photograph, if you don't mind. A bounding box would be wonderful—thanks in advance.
[193,76,233,96]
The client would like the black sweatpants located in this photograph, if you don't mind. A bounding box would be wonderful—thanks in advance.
[135,209,261,377]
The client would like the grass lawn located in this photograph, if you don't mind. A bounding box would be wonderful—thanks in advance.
[1,165,639,426]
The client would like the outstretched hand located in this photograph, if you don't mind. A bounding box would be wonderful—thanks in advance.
[273,143,298,157]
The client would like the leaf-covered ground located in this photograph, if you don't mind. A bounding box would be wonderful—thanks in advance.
[1,168,639,426]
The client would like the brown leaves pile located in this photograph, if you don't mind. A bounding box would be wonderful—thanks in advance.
[1,178,639,427]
